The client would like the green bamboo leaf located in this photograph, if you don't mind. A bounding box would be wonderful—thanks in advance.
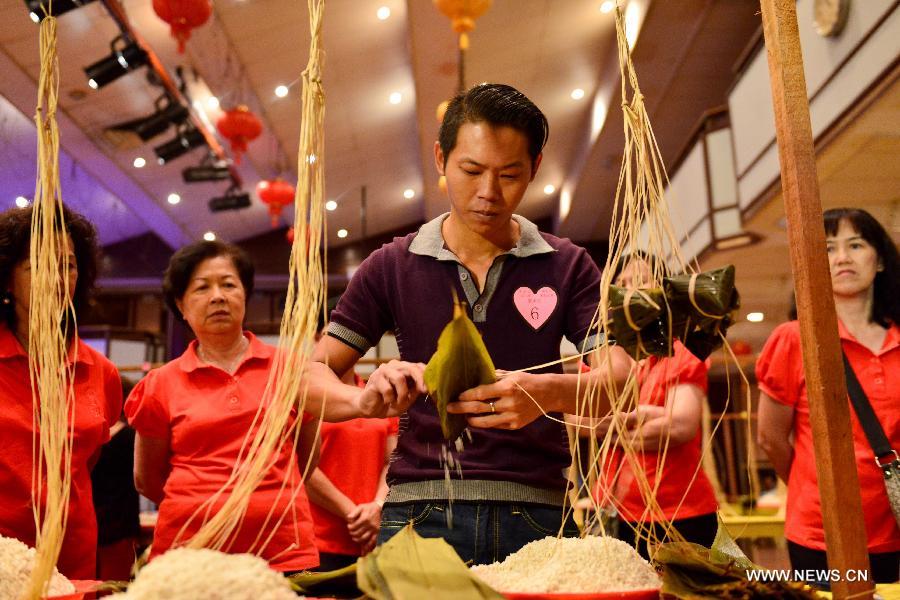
[424,297,496,441]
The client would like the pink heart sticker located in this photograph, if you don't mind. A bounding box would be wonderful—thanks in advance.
[513,286,557,330]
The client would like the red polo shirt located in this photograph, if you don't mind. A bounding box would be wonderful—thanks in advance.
[310,417,398,556]
[0,324,122,579]
[606,342,718,523]
[757,320,900,552]
[125,332,319,571]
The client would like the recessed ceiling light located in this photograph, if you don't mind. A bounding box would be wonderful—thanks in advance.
[571,88,585,100]
[133,157,146,168]
[88,79,99,90]
[275,85,289,98]
[203,231,216,241]
[15,196,29,208]
[29,12,40,23]
[207,96,220,110]
[376,6,391,20]
[600,1,615,13]
[389,92,402,105]
[337,228,348,239]
[403,188,415,199]
[325,200,337,211]
[747,312,765,323]
[543,184,556,195]
[167,193,181,205]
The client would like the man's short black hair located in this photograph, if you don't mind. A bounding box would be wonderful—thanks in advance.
[438,83,549,170]
[163,240,255,321]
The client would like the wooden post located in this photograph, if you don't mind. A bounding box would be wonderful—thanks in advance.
[758,1,873,598]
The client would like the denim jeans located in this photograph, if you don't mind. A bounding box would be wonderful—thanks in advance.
[377,501,579,565]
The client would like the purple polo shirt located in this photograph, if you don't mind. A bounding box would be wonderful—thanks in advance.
[327,214,601,504]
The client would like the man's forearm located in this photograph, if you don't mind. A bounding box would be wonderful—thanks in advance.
[304,361,364,422]
[531,368,621,415]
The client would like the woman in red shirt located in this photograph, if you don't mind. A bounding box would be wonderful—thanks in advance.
[757,208,900,583]
[588,253,718,559]
[126,240,322,571]
[0,205,122,579]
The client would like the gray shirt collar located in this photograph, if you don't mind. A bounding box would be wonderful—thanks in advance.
[408,212,554,261]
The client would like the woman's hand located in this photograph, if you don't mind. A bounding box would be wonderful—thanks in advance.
[357,360,426,418]
[346,501,382,551]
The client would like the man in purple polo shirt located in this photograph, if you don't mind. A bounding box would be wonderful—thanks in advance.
[309,83,626,564]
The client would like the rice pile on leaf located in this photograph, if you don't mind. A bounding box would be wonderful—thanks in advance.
[470,535,660,594]
[0,535,74,600]
[357,524,503,599]
[424,297,496,441]
[105,548,296,600]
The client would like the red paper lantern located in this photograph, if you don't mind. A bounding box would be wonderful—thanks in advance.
[731,340,753,356]
[217,106,262,164]
[257,178,295,227]
[152,0,212,54]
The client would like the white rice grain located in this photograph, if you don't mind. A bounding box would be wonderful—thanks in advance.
[0,535,75,600]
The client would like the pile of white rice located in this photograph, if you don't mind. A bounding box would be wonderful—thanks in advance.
[106,548,297,600]
[471,535,660,594]
[0,535,75,600]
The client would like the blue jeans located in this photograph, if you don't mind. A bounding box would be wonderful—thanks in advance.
[377,501,579,565]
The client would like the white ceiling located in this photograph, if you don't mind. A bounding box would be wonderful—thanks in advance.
[0,0,760,248]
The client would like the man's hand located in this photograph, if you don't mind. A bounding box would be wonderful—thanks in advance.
[357,360,426,418]
[346,501,382,551]
[446,371,547,430]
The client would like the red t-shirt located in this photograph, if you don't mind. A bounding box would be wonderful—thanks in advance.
[310,417,398,555]
[756,320,900,552]
[602,343,718,523]
[125,332,319,571]
[0,325,122,579]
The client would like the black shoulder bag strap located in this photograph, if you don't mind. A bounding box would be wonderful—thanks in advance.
[841,351,893,461]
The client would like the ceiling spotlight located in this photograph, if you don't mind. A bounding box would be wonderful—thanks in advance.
[135,101,190,141]
[154,126,207,165]
[543,184,556,195]
[133,157,146,168]
[182,161,231,183]
[403,188,415,199]
[376,6,390,20]
[208,187,251,213]
[746,312,765,323]
[84,37,148,90]
[167,193,181,205]
[389,92,402,105]
[570,88,585,100]
[599,1,615,13]
[206,96,220,110]
[203,231,216,241]
[275,85,289,98]
[15,196,29,208]
[25,0,98,22]
[337,228,348,239]
[325,200,337,211]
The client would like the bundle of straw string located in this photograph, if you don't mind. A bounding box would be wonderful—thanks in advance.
[22,14,78,600]
[181,0,327,557]
[564,5,751,556]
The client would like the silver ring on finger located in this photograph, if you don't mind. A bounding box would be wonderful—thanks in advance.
[489,401,496,413]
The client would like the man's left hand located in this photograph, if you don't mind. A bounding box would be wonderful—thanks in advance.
[447,371,547,430]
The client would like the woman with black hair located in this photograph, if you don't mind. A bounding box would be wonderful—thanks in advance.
[757,207,900,583]
[0,205,122,579]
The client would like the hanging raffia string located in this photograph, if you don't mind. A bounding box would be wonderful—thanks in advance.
[22,13,78,600]
[179,0,327,555]
[561,4,748,557]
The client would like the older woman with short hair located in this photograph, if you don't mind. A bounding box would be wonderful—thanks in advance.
[126,240,321,571]
[0,205,122,579]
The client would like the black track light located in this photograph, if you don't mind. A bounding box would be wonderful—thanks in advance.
[25,0,97,22]
[154,126,207,165]
[84,37,148,90]
[208,187,251,213]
